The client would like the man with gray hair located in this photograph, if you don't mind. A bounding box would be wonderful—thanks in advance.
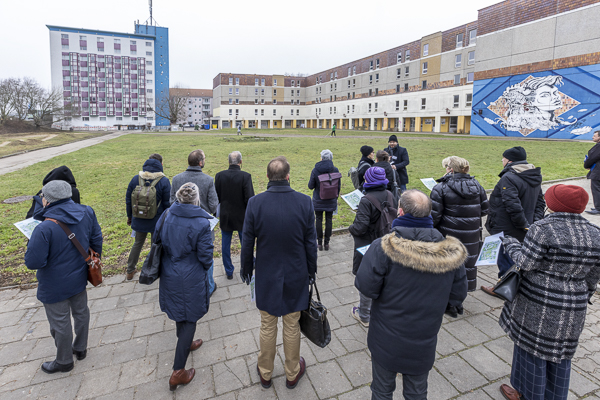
[355,189,467,399]
[215,151,255,279]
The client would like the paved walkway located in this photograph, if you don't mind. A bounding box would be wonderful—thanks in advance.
[0,131,127,176]
[0,181,599,399]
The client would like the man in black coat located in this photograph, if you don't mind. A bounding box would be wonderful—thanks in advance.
[483,147,545,295]
[373,150,400,192]
[241,156,317,390]
[356,189,467,400]
[383,135,409,192]
[584,130,600,214]
[215,151,255,279]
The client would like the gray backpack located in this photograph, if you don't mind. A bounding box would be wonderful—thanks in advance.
[131,176,162,219]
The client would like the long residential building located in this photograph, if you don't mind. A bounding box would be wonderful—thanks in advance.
[211,0,600,140]
[169,88,213,126]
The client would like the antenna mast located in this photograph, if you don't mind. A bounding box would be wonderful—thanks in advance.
[145,0,159,26]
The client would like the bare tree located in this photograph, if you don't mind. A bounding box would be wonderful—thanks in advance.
[0,78,17,124]
[150,85,189,126]
[29,87,67,128]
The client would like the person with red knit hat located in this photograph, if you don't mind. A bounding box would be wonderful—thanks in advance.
[495,184,600,400]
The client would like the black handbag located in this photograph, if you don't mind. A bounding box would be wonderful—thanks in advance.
[492,264,522,302]
[139,211,169,285]
[299,282,331,348]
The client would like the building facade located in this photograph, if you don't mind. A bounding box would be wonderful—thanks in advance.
[211,0,600,139]
[169,88,213,125]
[47,23,169,128]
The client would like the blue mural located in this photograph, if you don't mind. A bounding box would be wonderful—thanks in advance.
[470,64,600,139]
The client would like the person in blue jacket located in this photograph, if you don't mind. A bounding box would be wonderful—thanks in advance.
[25,180,103,374]
[157,182,214,391]
[125,156,171,280]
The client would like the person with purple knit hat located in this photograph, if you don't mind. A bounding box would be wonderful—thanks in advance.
[348,166,393,327]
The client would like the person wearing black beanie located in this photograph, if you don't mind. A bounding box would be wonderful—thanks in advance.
[502,146,527,162]
[357,146,375,190]
[384,136,410,191]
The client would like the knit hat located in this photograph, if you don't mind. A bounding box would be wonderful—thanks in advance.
[176,182,200,206]
[363,166,389,189]
[320,149,333,161]
[360,145,374,157]
[388,135,398,143]
[42,180,72,204]
[503,146,527,162]
[545,184,588,214]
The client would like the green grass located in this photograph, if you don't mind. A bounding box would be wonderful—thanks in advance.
[0,133,591,286]
[160,127,455,138]
[0,131,113,158]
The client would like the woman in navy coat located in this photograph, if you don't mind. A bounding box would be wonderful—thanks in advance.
[308,149,340,251]
[156,182,214,391]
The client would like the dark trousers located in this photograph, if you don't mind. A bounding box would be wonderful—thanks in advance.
[221,230,242,277]
[371,359,429,400]
[174,321,196,370]
[315,211,333,244]
[591,179,600,209]
[127,231,152,273]
[43,290,89,365]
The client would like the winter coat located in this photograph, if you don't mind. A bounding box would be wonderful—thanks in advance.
[348,186,393,274]
[485,161,545,242]
[170,166,219,214]
[241,181,318,317]
[357,157,374,190]
[26,166,81,219]
[126,159,171,233]
[499,213,600,362]
[355,226,468,375]
[431,173,490,291]
[157,202,214,323]
[25,199,103,304]
[308,160,340,212]
[384,145,409,185]
[374,161,400,192]
[215,165,255,232]
[585,142,600,181]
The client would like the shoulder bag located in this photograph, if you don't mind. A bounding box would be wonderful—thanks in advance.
[299,281,331,348]
[45,218,103,287]
[492,264,522,302]
[139,210,169,285]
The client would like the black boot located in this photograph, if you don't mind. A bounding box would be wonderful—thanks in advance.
[444,304,458,318]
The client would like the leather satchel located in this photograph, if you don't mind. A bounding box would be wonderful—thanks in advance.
[46,218,103,287]
[492,264,522,302]
[299,282,331,348]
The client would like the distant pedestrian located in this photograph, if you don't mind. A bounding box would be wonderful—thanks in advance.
[25,180,103,374]
[584,130,600,214]
[330,122,336,137]
[356,189,467,400]
[159,183,214,391]
[241,156,317,390]
[383,135,409,192]
[26,165,81,219]
[214,151,255,279]
[308,149,340,251]
[237,123,242,135]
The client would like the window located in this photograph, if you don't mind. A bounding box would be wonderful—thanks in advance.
[292,80,295,86]
[254,88,259,96]
[370,61,374,70]
[292,90,295,97]
[261,99,265,104]
[347,80,351,89]
[334,71,338,79]
[255,78,259,86]
[422,62,428,74]
[255,109,258,116]
[273,79,277,86]
[146,41,152,47]
[468,51,475,65]
[421,98,426,110]
[146,70,152,75]
[423,44,429,56]
[229,88,233,95]
[456,33,464,48]
[235,88,239,95]
[146,61,152,66]
[348,92,350,99]
[455,54,462,68]
[82,117,89,121]
[352,79,356,88]
[273,109,277,116]
[397,68,401,79]
[146,51,152,56]
[229,109,232,116]
[453,95,460,108]
[404,83,409,91]
[329,107,332,114]
[369,89,373,96]
[235,78,240,85]
[374,102,378,112]
[146,79,152,84]
[422,80,427,89]
[405,66,409,77]
[330,72,334,80]
[235,99,239,104]
[397,52,402,63]
[296,109,300,116]
[147,89,152,93]
[376,59,380,69]
[375,73,379,83]
[229,78,233,85]
[116,117,122,121]
[405,49,410,61]
[352,66,356,75]
[454,74,461,85]
[352,104,355,113]
[261,109,265,116]
[254,99,258,104]
[369,75,373,84]
[229,99,233,104]
[368,103,372,113]
[375,88,379,95]
[261,78,265,86]
[273,89,277,96]
[352,92,355,99]
[234,109,239,116]
[297,89,300,96]
[334,83,337,91]
[273,99,277,104]
[395,101,400,111]
[403,100,408,111]
[396,85,400,93]
[469,29,477,44]
[61,34,68,39]
[466,93,472,107]
[467,72,474,83]
[261,89,265,96]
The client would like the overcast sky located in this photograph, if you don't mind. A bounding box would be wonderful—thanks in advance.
[0,0,500,90]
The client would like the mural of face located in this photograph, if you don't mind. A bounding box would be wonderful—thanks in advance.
[532,85,561,112]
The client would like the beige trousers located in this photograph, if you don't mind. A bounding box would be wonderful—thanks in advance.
[257,310,301,381]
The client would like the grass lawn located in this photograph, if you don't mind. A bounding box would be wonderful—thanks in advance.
[0,133,591,286]
[0,131,114,158]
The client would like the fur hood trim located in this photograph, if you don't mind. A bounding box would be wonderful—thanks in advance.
[139,171,166,180]
[381,234,468,274]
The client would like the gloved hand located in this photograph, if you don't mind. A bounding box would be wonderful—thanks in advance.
[240,271,252,285]
[309,274,316,285]
[127,217,132,226]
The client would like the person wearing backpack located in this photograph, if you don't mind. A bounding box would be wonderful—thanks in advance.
[308,149,341,251]
[357,145,375,190]
[348,166,396,327]
[125,156,171,280]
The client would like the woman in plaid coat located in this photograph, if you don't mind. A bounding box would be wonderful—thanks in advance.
[497,184,600,400]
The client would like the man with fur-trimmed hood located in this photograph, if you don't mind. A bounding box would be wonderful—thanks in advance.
[355,189,467,400]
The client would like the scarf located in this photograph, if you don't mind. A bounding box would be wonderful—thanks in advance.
[391,213,434,229]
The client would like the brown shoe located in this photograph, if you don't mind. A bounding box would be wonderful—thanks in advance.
[256,365,272,388]
[169,368,195,391]
[500,383,522,400]
[286,357,306,389]
[126,271,135,280]
[481,285,501,298]
[190,339,203,352]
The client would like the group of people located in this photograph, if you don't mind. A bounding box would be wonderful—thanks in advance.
[21,130,600,400]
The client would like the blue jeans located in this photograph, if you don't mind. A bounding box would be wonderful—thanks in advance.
[221,230,242,277]
[371,359,429,400]
[497,244,514,278]
[208,261,215,294]
[399,184,406,192]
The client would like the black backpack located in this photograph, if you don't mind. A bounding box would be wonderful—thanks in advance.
[364,191,397,239]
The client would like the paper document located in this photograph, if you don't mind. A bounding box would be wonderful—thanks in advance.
[341,189,364,210]
[250,276,256,302]
[356,245,370,255]
[14,218,42,240]
[420,178,437,191]
[475,232,504,266]
[209,217,219,231]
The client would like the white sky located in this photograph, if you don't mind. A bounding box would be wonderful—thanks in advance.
[0,0,500,90]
